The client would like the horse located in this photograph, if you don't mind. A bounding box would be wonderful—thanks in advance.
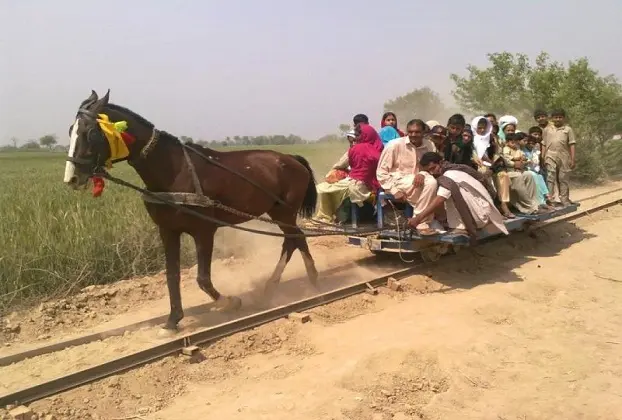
[63,90,319,335]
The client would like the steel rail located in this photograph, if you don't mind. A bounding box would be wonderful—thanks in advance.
[0,191,620,407]
[0,259,372,367]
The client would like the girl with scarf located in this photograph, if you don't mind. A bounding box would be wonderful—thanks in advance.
[348,124,384,206]
[378,112,405,146]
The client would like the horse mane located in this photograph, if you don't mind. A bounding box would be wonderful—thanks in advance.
[106,103,185,146]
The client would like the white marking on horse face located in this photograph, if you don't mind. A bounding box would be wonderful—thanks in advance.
[64,118,80,183]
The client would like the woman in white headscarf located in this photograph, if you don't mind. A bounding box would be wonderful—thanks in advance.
[470,116,513,218]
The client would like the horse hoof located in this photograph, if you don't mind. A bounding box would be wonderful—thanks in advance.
[157,327,178,338]
[213,296,242,312]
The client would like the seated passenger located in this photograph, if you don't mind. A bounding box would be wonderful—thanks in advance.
[443,114,477,169]
[348,124,383,207]
[407,152,509,245]
[315,130,357,223]
[378,112,405,146]
[470,115,515,219]
[376,119,441,235]
[501,133,542,214]
[523,134,552,207]
[427,125,448,156]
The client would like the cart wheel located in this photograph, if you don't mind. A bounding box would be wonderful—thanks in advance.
[420,248,441,262]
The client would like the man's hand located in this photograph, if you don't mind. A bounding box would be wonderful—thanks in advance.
[412,173,425,188]
[393,191,406,201]
[514,161,524,170]
[407,215,422,229]
[570,160,576,170]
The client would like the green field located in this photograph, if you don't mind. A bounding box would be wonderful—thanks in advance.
[0,144,346,312]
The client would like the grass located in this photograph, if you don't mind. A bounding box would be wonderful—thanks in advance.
[0,144,346,312]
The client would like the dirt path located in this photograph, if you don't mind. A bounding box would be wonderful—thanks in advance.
[7,185,619,420]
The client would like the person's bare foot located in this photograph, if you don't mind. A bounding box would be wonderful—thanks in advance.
[500,202,515,219]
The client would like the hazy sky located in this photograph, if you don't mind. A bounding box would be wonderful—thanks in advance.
[1,0,621,145]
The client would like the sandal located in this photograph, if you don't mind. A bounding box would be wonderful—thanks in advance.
[417,228,440,236]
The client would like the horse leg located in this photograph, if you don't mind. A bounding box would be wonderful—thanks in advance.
[265,207,320,295]
[193,228,242,312]
[295,235,319,289]
[264,237,297,297]
[159,227,184,334]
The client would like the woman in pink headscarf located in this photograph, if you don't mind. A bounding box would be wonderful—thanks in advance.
[347,123,384,205]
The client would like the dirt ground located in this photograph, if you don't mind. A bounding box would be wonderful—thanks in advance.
[2,182,622,419]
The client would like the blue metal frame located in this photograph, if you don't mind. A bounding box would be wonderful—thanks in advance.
[349,200,580,252]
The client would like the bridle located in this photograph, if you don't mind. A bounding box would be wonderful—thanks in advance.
[66,108,110,175]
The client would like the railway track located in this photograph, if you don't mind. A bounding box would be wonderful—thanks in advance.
[1,188,621,408]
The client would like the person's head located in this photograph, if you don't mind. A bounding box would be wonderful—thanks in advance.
[484,113,497,125]
[515,132,528,149]
[405,119,427,146]
[354,123,379,145]
[550,108,566,127]
[505,133,518,150]
[533,109,548,127]
[346,129,356,146]
[526,135,538,151]
[429,125,447,149]
[462,127,473,143]
[419,151,444,177]
[502,123,516,136]
[528,126,543,141]
[353,114,369,126]
[381,112,397,129]
[447,114,466,139]
[475,117,489,135]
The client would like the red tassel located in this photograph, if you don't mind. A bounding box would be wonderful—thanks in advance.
[121,131,136,146]
[92,177,105,197]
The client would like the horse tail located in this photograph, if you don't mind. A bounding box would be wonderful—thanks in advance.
[290,154,317,219]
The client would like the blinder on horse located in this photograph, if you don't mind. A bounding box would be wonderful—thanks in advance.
[66,108,111,175]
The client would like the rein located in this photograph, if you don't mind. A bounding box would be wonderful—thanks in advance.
[97,171,383,238]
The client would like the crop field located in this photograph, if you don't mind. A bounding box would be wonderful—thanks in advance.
[0,143,346,311]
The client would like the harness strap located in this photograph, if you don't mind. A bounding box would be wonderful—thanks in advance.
[181,145,204,196]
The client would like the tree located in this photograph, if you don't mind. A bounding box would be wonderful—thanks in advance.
[180,136,194,144]
[39,134,57,149]
[450,51,622,181]
[10,137,19,148]
[338,124,351,135]
[383,87,448,127]
[21,140,40,149]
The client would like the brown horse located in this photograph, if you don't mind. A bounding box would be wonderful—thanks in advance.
[63,90,319,334]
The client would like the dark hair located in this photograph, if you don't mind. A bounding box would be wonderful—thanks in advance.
[528,126,543,135]
[533,109,548,118]
[420,151,442,166]
[514,132,527,141]
[447,114,466,127]
[484,113,497,120]
[406,118,426,130]
[505,133,518,142]
[431,125,447,136]
[527,135,539,143]
[550,108,566,117]
[477,118,488,127]
[353,114,369,125]
[382,112,397,124]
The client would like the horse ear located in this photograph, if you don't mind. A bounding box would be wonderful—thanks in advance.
[88,90,98,102]
[92,89,110,111]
